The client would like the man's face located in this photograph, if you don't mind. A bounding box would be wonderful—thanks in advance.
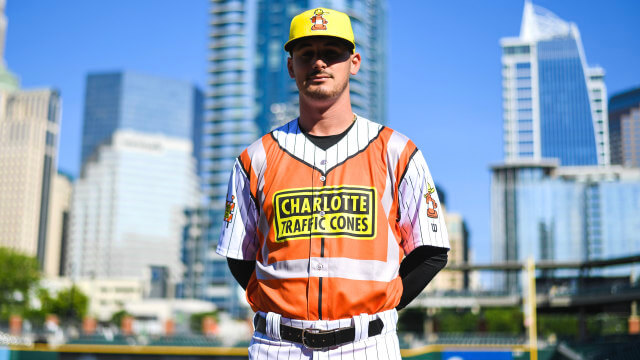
[287,37,361,102]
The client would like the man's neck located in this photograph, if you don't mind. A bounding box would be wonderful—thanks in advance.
[298,91,355,136]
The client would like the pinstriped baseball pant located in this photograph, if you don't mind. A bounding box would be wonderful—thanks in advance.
[248,309,402,360]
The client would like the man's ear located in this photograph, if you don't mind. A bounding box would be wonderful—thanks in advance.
[287,57,295,78]
[350,52,361,76]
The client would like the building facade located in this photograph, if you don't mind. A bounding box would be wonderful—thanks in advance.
[205,0,388,207]
[0,87,61,265]
[609,86,640,167]
[491,162,640,291]
[41,277,145,322]
[425,210,470,292]
[500,1,608,166]
[43,172,73,278]
[180,207,246,316]
[81,72,203,174]
[68,130,200,293]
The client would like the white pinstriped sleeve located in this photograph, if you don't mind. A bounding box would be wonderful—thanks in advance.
[397,150,450,255]
[216,159,259,260]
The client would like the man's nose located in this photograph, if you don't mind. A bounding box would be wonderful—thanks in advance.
[312,56,327,69]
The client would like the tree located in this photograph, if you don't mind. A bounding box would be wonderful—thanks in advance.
[0,247,41,320]
[110,309,131,328]
[190,311,218,334]
[45,286,89,323]
[484,307,523,334]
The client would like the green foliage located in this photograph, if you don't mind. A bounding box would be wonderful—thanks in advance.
[110,309,131,327]
[433,309,479,333]
[190,311,219,334]
[587,314,628,336]
[483,307,523,334]
[21,288,51,326]
[27,286,89,324]
[0,247,41,320]
[538,314,579,337]
[537,313,628,338]
[49,286,89,321]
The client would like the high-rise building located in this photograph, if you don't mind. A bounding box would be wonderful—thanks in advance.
[81,72,204,174]
[180,207,245,315]
[490,2,638,292]
[426,210,471,292]
[491,162,640,291]
[0,2,61,265]
[68,130,199,294]
[0,88,61,265]
[205,0,387,208]
[70,71,203,293]
[500,1,608,166]
[43,172,73,278]
[609,86,640,167]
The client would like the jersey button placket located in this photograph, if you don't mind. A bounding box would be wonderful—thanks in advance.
[318,154,328,319]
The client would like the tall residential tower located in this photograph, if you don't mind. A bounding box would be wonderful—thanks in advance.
[205,0,387,208]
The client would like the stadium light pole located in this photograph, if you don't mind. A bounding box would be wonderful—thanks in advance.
[526,257,538,360]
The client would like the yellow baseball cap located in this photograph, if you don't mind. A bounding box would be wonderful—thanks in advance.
[284,8,355,52]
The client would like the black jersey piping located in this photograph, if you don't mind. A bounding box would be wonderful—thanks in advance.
[236,155,260,213]
[268,125,385,176]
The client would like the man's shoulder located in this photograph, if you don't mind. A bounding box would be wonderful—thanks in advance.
[373,121,413,149]
[270,118,300,138]
[239,118,299,157]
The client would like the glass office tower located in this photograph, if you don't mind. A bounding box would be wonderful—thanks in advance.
[491,162,640,291]
[500,1,608,166]
[609,87,640,167]
[81,72,204,174]
[205,0,387,208]
[491,2,629,292]
[69,130,199,294]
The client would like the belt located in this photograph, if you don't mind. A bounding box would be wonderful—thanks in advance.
[254,314,384,349]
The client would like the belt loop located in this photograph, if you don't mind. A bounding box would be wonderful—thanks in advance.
[266,312,282,340]
[352,313,369,342]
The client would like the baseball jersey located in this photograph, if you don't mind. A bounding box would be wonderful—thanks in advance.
[217,116,449,320]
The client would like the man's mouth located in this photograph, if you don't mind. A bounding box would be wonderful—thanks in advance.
[308,72,332,80]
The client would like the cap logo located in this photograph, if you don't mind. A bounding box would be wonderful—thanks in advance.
[310,9,328,31]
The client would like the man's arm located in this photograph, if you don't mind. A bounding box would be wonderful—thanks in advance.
[227,258,255,290]
[394,145,450,309]
[396,245,448,310]
[216,158,260,265]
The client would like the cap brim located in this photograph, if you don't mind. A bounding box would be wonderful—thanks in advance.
[284,36,355,53]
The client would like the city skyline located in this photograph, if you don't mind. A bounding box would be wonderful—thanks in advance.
[5,0,640,264]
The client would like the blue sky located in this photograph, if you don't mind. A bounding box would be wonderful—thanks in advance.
[5,1,640,264]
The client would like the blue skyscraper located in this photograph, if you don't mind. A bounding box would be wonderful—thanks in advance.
[500,1,608,166]
[609,86,640,167]
[69,72,203,296]
[205,0,387,208]
[491,2,633,292]
[491,162,640,291]
[81,72,204,172]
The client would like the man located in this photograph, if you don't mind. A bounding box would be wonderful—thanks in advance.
[217,7,449,359]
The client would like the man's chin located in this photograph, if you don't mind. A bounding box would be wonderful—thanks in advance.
[301,87,339,101]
